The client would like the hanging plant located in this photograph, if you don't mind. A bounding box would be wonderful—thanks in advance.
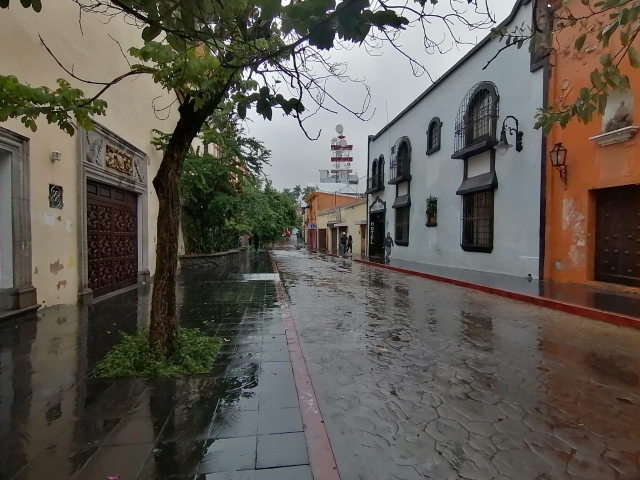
[426,196,437,227]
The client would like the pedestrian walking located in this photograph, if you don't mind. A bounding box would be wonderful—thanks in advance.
[384,232,394,263]
[253,233,261,256]
[339,231,348,256]
[347,234,353,255]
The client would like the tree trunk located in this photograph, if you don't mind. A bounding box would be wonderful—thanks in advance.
[149,99,216,357]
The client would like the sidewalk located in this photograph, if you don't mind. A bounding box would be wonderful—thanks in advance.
[0,252,318,480]
[350,254,640,329]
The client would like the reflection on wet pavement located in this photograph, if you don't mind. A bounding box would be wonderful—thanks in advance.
[0,253,310,480]
[274,249,640,480]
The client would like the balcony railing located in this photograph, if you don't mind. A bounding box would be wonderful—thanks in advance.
[366,175,385,194]
[389,158,411,184]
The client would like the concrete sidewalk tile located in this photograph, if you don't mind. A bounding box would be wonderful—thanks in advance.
[253,465,312,480]
[257,407,303,435]
[256,432,308,469]
[199,436,257,474]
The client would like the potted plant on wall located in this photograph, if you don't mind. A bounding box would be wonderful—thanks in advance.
[426,196,437,227]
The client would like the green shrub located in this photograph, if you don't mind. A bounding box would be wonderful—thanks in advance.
[92,328,221,378]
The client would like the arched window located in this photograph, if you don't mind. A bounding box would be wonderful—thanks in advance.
[426,117,442,155]
[367,156,385,193]
[390,136,411,183]
[452,82,499,159]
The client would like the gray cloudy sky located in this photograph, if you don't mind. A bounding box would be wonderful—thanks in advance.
[246,0,517,190]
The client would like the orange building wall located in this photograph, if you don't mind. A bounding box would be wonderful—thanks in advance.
[545,0,640,286]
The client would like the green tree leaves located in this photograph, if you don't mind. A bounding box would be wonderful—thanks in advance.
[0,76,107,135]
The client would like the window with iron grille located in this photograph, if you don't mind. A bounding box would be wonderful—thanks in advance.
[390,138,411,181]
[453,82,498,157]
[378,157,384,184]
[461,190,494,252]
[426,118,441,154]
[395,206,410,245]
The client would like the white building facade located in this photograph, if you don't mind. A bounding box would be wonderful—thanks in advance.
[366,0,546,279]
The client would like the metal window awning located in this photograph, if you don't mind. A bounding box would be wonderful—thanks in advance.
[456,171,498,195]
[392,194,411,209]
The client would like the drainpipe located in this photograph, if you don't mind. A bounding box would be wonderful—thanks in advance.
[366,135,373,260]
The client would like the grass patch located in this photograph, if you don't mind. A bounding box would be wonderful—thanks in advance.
[92,328,221,378]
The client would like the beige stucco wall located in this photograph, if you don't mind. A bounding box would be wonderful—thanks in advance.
[0,4,178,306]
[316,201,366,255]
[340,202,366,255]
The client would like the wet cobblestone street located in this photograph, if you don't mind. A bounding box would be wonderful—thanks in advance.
[273,249,640,480]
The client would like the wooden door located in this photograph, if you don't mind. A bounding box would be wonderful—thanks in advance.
[360,225,366,254]
[87,181,138,297]
[318,229,327,251]
[595,185,640,286]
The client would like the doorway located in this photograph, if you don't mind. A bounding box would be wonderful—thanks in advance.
[369,211,385,258]
[595,185,640,286]
[331,228,338,253]
[360,225,366,254]
[318,229,327,251]
[0,150,12,309]
[87,181,138,297]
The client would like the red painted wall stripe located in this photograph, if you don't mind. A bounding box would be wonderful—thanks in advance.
[270,254,341,480]
[352,257,640,331]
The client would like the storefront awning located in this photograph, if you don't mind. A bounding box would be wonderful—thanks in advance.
[392,194,411,209]
[456,171,498,195]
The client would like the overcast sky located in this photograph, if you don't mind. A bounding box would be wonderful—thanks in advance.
[245,0,517,190]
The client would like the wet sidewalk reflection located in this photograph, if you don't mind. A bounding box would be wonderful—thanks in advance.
[275,249,640,480]
[0,252,310,480]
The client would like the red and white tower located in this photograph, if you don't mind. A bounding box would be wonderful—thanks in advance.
[330,124,353,184]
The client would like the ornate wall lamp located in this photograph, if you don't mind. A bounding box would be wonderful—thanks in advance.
[496,116,523,156]
[549,142,568,188]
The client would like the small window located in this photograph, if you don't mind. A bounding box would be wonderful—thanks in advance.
[426,117,441,155]
[461,190,494,252]
[395,207,410,245]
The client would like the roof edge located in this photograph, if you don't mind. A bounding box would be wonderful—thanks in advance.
[370,0,530,142]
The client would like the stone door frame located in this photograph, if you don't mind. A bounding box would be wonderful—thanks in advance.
[0,126,37,310]
[77,122,150,304]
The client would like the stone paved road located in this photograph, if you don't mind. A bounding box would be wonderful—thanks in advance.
[273,249,640,480]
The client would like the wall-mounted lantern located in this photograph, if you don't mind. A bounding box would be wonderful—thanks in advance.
[50,151,62,163]
[496,116,523,156]
[549,142,568,188]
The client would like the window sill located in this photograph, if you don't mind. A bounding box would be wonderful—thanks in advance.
[365,184,385,195]
[395,240,409,247]
[388,174,412,185]
[451,137,498,160]
[461,245,493,253]
[426,222,438,227]
[426,145,440,156]
[589,126,639,147]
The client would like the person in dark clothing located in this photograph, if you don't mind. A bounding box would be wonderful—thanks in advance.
[339,231,348,256]
[347,234,353,254]
[384,232,394,263]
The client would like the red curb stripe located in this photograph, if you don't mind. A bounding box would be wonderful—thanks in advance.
[351,257,640,331]
[270,254,341,480]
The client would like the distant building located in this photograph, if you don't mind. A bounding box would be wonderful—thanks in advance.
[303,191,364,249]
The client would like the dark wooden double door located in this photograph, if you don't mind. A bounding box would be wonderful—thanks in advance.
[87,181,138,297]
[595,185,640,287]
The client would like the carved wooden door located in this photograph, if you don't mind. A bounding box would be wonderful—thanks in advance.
[595,185,640,287]
[87,181,138,297]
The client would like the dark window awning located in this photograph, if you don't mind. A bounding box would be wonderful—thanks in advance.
[456,171,498,195]
[392,194,411,209]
